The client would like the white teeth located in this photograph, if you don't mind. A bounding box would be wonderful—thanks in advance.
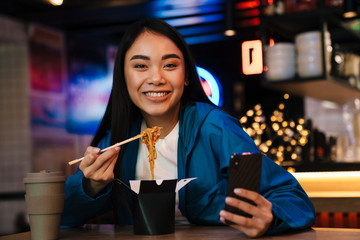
[145,92,167,97]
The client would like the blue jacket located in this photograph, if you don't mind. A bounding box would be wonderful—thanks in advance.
[61,102,315,234]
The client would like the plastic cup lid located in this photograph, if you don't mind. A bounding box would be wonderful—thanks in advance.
[23,170,66,183]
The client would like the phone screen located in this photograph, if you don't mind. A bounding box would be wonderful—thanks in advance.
[225,151,262,223]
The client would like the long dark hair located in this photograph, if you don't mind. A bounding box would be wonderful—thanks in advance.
[91,19,212,179]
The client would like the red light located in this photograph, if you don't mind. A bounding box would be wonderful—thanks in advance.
[240,9,260,18]
[236,0,260,10]
[269,38,275,46]
[201,80,212,97]
[237,18,260,27]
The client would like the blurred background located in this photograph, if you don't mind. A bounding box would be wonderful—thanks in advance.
[1,0,360,235]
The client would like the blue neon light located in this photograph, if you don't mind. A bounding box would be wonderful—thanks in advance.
[196,66,223,107]
[178,24,223,37]
[152,0,225,10]
[185,33,225,45]
[165,13,223,27]
[154,5,223,18]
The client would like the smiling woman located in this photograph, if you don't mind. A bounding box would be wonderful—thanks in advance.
[61,19,315,238]
[124,31,186,132]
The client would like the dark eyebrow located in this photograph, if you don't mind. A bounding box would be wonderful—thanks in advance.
[130,54,180,61]
[130,55,149,60]
[162,54,181,60]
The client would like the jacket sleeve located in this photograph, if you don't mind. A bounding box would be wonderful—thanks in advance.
[60,170,113,228]
[260,155,316,234]
[60,132,114,228]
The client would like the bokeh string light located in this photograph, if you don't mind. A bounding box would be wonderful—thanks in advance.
[240,93,310,170]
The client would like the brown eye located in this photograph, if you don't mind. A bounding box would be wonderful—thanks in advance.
[135,64,146,69]
[164,63,177,69]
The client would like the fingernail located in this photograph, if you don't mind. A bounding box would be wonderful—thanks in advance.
[114,147,120,152]
[225,197,233,204]
[93,148,100,153]
[234,188,242,194]
[219,210,228,217]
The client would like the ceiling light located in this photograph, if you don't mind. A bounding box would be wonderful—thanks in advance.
[224,0,236,36]
[49,0,63,6]
[344,0,357,18]
[224,29,236,36]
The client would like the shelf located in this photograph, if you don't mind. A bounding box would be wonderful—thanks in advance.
[263,77,360,105]
[260,7,360,51]
[261,10,324,36]
[260,7,360,105]
[260,11,321,42]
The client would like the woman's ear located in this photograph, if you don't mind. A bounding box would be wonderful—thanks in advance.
[185,80,189,86]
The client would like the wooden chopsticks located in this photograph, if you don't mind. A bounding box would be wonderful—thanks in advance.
[68,133,143,166]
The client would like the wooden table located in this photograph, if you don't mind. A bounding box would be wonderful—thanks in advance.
[1,224,360,240]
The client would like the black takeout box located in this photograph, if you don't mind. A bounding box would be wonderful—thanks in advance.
[117,178,195,235]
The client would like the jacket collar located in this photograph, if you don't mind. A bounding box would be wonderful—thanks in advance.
[179,102,217,156]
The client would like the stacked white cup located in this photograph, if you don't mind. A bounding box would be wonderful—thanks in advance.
[295,30,332,78]
[265,43,296,81]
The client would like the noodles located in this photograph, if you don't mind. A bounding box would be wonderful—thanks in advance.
[141,126,161,180]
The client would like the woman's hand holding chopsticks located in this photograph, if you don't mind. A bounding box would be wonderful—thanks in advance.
[79,146,120,198]
[66,127,161,197]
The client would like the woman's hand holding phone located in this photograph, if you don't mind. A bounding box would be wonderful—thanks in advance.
[219,188,273,237]
[219,152,273,237]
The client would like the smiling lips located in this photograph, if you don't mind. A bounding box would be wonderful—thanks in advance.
[144,91,169,97]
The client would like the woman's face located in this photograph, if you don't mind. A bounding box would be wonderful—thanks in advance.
[124,31,186,122]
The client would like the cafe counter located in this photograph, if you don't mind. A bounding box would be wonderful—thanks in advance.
[292,171,360,213]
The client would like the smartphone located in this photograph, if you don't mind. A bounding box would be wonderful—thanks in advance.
[225,151,262,223]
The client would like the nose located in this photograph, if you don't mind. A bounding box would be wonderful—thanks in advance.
[148,68,165,85]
